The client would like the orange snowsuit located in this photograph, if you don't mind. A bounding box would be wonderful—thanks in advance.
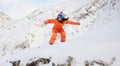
[44,18,80,44]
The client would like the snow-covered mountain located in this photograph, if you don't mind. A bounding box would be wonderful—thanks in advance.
[0,0,120,66]
[0,12,11,31]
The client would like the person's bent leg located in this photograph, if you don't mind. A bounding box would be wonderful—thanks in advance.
[59,29,66,42]
[49,32,57,44]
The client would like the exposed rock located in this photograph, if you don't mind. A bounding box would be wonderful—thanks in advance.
[10,60,20,66]
[26,57,51,66]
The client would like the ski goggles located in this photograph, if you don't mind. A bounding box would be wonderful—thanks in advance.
[57,15,63,20]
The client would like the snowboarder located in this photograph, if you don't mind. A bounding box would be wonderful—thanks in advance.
[44,12,80,44]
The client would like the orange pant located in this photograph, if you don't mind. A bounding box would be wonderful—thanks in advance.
[49,28,66,44]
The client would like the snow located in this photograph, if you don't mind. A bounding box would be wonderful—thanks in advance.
[0,0,120,66]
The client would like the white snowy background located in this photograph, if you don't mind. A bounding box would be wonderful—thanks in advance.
[0,0,120,66]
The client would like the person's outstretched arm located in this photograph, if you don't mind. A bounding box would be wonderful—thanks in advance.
[44,19,55,24]
[64,20,80,25]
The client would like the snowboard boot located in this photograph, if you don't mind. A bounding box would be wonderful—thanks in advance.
[49,39,55,45]
[60,39,65,42]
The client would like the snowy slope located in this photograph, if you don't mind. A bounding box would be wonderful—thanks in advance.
[0,0,95,52]
[0,0,120,66]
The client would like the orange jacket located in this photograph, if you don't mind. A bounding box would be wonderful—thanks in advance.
[44,18,80,31]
